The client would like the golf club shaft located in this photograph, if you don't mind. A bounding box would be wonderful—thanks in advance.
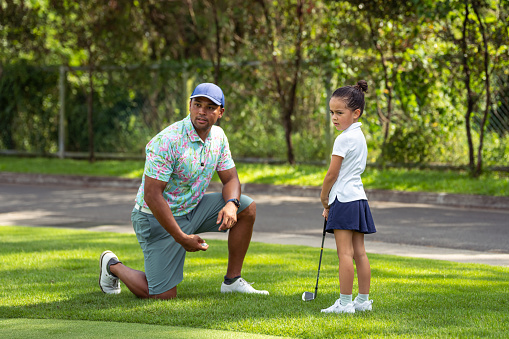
[314,218,327,297]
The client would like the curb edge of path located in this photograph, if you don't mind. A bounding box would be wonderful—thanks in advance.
[1,171,508,211]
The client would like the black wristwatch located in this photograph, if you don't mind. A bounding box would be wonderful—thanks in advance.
[226,198,241,209]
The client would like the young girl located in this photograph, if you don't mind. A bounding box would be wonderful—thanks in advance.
[320,80,376,314]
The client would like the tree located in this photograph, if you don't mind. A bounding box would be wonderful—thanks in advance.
[253,0,307,164]
[2,0,508,169]
[442,0,507,175]
[48,0,142,162]
[346,0,443,163]
[0,1,56,152]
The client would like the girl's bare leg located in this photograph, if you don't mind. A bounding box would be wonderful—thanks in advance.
[334,230,354,295]
[352,232,371,294]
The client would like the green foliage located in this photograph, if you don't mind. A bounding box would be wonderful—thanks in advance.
[0,226,508,338]
[0,62,59,153]
[381,126,436,163]
[64,69,160,154]
[482,133,509,166]
[0,0,508,168]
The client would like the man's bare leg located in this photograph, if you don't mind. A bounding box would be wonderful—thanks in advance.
[225,201,256,278]
[110,263,177,299]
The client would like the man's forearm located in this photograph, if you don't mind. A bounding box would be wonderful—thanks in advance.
[145,193,187,243]
[222,177,241,202]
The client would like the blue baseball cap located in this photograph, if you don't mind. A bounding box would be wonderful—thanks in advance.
[190,83,225,107]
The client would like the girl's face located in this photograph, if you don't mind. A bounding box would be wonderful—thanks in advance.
[329,97,360,131]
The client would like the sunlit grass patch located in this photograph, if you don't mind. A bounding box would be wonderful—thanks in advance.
[1,226,508,338]
[1,156,507,196]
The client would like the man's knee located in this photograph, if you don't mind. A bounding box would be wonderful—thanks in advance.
[150,286,177,300]
[239,200,256,222]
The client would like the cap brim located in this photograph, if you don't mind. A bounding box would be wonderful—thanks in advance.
[190,94,222,106]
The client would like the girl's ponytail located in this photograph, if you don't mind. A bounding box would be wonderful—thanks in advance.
[354,80,368,93]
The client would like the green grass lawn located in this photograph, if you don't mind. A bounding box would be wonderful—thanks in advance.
[1,156,508,196]
[0,318,284,339]
[1,226,508,338]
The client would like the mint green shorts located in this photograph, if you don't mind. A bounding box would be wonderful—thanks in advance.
[131,193,254,295]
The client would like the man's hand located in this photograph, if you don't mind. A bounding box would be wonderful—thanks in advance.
[178,234,209,252]
[217,202,238,231]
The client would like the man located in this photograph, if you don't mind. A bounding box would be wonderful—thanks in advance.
[99,83,269,299]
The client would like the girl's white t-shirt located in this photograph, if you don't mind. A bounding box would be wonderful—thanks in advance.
[328,122,368,205]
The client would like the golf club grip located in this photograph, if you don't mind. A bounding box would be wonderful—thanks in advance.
[314,218,327,296]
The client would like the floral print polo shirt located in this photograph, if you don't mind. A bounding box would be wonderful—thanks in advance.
[135,115,235,216]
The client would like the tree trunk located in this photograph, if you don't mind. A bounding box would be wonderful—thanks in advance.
[212,0,222,126]
[87,55,95,163]
[282,0,304,165]
[368,16,393,150]
[461,1,475,174]
[473,1,491,177]
[212,0,221,85]
[256,0,295,164]
[283,109,294,164]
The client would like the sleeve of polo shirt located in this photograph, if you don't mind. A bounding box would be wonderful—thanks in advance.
[217,133,235,171]
[143,135,174,182]
[332,134,351,159]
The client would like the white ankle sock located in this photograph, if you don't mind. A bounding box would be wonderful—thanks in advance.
[356,294,369,303]
[340,294,352,306]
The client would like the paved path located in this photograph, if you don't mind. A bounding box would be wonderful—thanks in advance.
[1,175,508,266]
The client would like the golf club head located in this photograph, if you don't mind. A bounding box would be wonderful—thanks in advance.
[302,291,315,301]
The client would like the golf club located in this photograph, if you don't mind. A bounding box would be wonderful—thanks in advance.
[302,218,327,301]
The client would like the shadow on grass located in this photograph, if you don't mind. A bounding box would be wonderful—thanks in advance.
[0,318,289,339]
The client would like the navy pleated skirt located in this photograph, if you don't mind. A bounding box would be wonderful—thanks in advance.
[326,198,377,234]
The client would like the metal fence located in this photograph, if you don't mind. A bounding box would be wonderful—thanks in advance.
[1,62,508,167]
[488,75,509,136]
[0,61,332,163]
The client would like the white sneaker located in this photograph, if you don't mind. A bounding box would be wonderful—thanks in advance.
[220,278,269,295]
[321,298,355,314]
[99,251,121,294]
[353,296,373,311]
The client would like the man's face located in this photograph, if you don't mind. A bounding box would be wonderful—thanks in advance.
[189,97,224,137]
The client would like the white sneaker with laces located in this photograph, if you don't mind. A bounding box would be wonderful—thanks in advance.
[99,250,121,294]
[353,296,373,311]
[321,298,355,314]
[220,278,269,295]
